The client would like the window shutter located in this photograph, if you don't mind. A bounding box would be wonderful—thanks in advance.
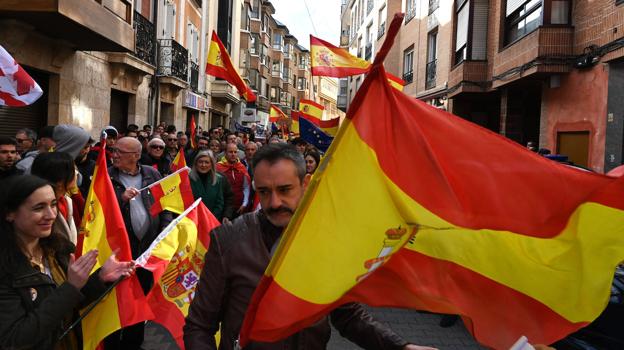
[471,0,488,60]
[456,2,469,49]
[506,0,526,16]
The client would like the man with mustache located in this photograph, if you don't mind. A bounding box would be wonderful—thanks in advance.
[184,143,437,350]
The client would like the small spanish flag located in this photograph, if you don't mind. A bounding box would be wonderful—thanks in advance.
[170,149,187,173]
[299,99,324,119]
[149,167,195,216]
[310,35,370,77]
[189,114,198,149]
[270,104,289,123]
[206,31,256,102]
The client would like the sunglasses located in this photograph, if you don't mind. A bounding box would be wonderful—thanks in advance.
[167,138,177,142]
[15,138,31,143]
[150,145,165,150]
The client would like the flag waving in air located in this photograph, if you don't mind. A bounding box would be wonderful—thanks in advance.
[206,31,256,102]
[79,134,153,350]
[240,13,624,350]
[189,115,198,149]
[148,166,195,216]
[310,35,370,77]
[299,116,334,153]
[0,45,43,106]
[270,104,289,123]
[136,199,220,349]
[291,111,340,137]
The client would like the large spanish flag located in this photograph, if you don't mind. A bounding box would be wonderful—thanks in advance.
[79,137,153,350]
[310,35,370,77]
[240,14,624,350]
[206,31,256,103]
[136,199,220,349]
[269,104,288,123]
[149,166,195,216]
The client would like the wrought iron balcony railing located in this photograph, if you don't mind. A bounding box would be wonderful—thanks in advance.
[402,71,414,84]
[365,44,372,60]
[429,0,439,15]
[377,22,386,39]
[158,39,189,81]
[426,59,437,89]
[405,4,417,23]
[133,11,155,65]
[189,61,199,92]
[367,0,374,15]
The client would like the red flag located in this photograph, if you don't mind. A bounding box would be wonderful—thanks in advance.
[190,115,198,149]
[0,45,43,106]
[206,31,256,102]
[149,167,195,216]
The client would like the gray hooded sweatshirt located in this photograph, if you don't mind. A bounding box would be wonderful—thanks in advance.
[53,124,91,160]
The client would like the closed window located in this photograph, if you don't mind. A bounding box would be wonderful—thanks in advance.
[402,46,414,84]
[505,0,542,45]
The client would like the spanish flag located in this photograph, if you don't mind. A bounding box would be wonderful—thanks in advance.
[240,14,624,349]
[149,167,195,216]
[79,136,153,350]
[170,149,187,172]
[206,31,256,102]
[386,72,404,91]
[136,199,220,349]
[292,111,340,137]
[310,35,370,77]
[189,114,198,149]
[269,104,288,123]
[298,99,324,119]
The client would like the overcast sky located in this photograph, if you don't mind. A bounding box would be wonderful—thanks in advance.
[270,0,341,49]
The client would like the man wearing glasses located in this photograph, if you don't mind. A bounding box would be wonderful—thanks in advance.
[14,128,36,157]
[140,138,171,176]
[107,136,173,348]
[164,134,179,163]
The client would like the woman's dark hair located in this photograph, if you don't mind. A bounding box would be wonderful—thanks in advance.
[0,176,70,274]
[304,150,321,173]
[31,151,76,191]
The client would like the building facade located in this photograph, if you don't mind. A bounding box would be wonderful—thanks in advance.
[0,0,208,137]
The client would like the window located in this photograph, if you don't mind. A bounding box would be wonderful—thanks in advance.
[250,34,260,55]
[251,0,260,18]
[164,0,176,39]
[249,69,259,90]
[505,0,542,45]
[272,61,282,76]
[402,46,414,84]
[297,77,307,90]
[260,77,267,97]
[262,14,269,32]
[378,4,387,39]
[426,30,437,89]
[405,0,417,23]
[241,4,250,31]
[186,23,199,63]
[455,0,469,64]
[429,0,440,14]
[273,34,283,50]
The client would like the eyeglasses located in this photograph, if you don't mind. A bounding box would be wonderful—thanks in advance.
[15,138,31,143]
[150,145,165,150]
[167,138,177,142]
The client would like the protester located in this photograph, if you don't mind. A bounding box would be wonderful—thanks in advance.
[75,139,96,198]
[107,137,172,348]
[15,125,55,173]
[140,138,170,176]
[31,152,80,244]
[291,137,307,154]
[304,149,321,175]
[143,125,152,136]
[184,143,437,350]
[88,126,118,166]
[15,128,36,156]
[0,175,134,350]
[0,136,22,179]
[216,143,250,219]
[189,150,229,222]
[164,133,179,162]
[186,136,209,165]
[177,132,189,151]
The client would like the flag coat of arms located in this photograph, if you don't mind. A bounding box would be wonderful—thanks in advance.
[240,14,624,350]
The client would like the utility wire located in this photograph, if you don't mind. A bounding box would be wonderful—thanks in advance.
[302,0,318,36]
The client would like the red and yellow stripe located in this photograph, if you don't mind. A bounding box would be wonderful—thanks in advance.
[240,15,624,349]
[292,110,340,137]
[310,35,370,77]
[269,104,289,123]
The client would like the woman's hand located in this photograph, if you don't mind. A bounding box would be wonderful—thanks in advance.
[98,250,135,283]
[67,250,98,289]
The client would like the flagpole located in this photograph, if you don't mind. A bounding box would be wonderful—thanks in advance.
[137,166,191,192]
[134,198,202,268]
[58,275,125,340]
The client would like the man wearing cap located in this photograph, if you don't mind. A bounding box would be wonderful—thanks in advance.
[88,126,119,166]
[140,138,171,176]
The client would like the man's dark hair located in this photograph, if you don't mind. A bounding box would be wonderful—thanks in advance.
[16,128,37,141]
[166,125,177,133]
[291,137,307,146]
[31,152,76,190]
[143,124,152,130]
[252,143,306,182]
[0,136,17,147]
[127,124,139,132]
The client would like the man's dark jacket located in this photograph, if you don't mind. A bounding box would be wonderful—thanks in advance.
[184,211,408,350]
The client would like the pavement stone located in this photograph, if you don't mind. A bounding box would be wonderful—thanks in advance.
[144,307,484,350]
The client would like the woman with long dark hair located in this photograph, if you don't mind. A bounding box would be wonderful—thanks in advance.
[304,150,321,175]
[0,175,134,349]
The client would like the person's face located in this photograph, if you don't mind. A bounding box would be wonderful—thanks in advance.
[78,143,91,160]
[295,144,306,154]
[227,134,237,144]
[0,144,18,170]
[226,144,239,163]
[196,156,212,174]
[269,137,280,144]
[112,139,141,171]
[209,141,221,154]
[198,139,209,150]
[106,137,116,147]
[6,185,57,240]
[148,143,165,158]
[38,137,56,152]
[305,155,317,174]
[127,131,138,138]
[254,159,310,227]
[156,126,164,134]
[144,126,152,134]
[217,127,223,137]
[179,135,188,147]
[245,143,257,160]
[15,132,33,152]
[210,130,219,139]
[166,135,178,148]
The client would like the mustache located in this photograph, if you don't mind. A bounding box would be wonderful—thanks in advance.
[266,206,294,216]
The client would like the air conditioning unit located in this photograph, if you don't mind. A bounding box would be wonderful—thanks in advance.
[240,108,257,122]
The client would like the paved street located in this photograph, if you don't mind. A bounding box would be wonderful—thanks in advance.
[144,307,483,349]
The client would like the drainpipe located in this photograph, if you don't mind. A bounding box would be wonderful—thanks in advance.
[149,0,161,127]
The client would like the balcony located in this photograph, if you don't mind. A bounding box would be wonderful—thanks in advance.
[448,61,489,97]
[0,0,134,51]
[273,43,283,51]
[365,44,372,61]
[428,0,439,15]
[132,11,155,66]
[158,39,189,82]
[425,60,437,89]
[189,61,199,92]
[211,80,240,103]
[367,0,374,15]
[377,22,386,39]
[402,71,414,84]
